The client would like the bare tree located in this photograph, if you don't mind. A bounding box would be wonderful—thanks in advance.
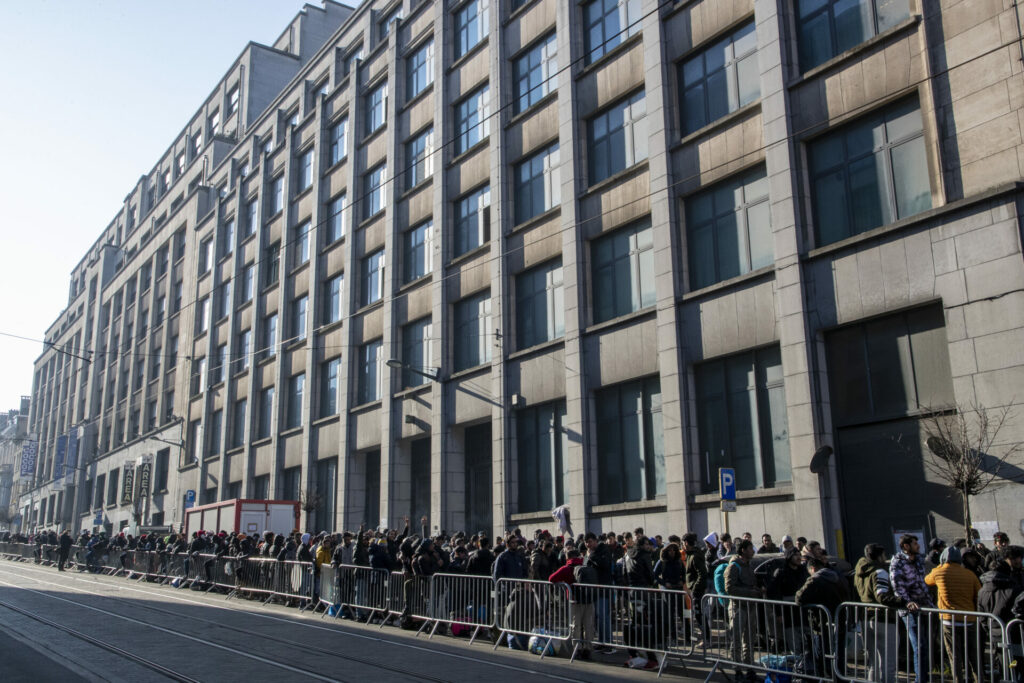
[299,487,323,514]
[914,402,1022,541]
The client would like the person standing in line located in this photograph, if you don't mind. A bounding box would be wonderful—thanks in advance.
[724,539,762,682]
[855,543,907,683]
[57,529,73,571]
[891,534,935,683]
[925,547,981,683]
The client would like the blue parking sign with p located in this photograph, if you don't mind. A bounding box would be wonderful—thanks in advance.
[719,468,736,500]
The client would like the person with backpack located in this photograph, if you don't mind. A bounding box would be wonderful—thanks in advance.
[550,548,597,660]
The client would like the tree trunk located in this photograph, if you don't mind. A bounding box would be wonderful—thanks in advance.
[962,487,973,544]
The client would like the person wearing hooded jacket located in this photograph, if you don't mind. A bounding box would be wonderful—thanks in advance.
[854,543,907,683]
[978,545,1024,623]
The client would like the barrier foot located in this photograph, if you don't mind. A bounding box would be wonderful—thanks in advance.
[703,659,719,683]
[377,613,394,630]
[468,626,481,646]
[656,653,668,678]
[428,621,440,639]
[416,619,432,637]
[492,630,506,651]
[569,641,580,663]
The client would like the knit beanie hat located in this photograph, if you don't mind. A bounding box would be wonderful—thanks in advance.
[940,546,962,564]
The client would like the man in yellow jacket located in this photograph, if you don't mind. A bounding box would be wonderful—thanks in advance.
[924,547,981,683]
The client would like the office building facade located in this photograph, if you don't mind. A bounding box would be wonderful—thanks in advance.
[21,0,1024,555]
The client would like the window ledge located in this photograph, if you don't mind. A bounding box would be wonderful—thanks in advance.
[789,15,921,87]
[504,0,543,25]
[590,498,667,516]
[312,414,340,427]
[323,155,348,176]
[403,82,434,111]
[360,124,388,148]
[321,236,346,253]
[447,36,489,74]
[506,92,558,128]
[681,265,775,302]
[177,463,198,473]
[399,176,433,202]
[577,33,644,80]
[314,319,344,335]
[350,399,383,414]
[447,242,490,268]
[675,100,761,149]
[507,337,564,362]
[357,211,386,230]
[583,159,650,198]
[355,299,384,316]
[448,364,490,382]
[804,181,1022,261]
[288,261,310,279]
[292,185,314,203]
[510,206,561,234]
[225,447,244,456]
[585,307,656,335]
[450,139,490,166]
[509,510,553,523]
[692,485,793,506]
[251,437,272,447]
[397,273,432,294]
[394,383,433,400]
[279,426,302,438]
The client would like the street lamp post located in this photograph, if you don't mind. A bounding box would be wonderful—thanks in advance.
[385,359,443,383]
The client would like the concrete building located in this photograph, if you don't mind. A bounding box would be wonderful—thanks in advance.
[19,0,1024,556]
[0,398,31,529]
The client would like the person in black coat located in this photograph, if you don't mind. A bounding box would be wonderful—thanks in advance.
[466,536,494,576]
[57,529,73,572]
[978,546,1024,623]
[769,547,810,600]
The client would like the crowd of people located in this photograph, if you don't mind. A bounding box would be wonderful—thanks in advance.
[4,524,1023,678]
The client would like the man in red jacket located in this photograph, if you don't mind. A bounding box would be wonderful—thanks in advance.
[550,548,597,660]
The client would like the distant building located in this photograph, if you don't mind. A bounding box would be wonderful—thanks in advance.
[0,397,31,528]
[20,0,1024,555]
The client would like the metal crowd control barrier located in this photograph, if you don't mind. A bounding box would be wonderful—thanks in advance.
[424,573,494,642]
[701,593,836,682]
[492,578,573,659]
[232,557,315,606]
[324,564,390,622]
[568,583,694,675]
[834,602,1011,683]
[1008,619,1023,683]
[384,573,432,631]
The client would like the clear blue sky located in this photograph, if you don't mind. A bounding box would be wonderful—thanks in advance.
[0,0,332,411]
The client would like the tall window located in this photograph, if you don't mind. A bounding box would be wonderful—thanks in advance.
[454,186,490,257]
[362,250,385,306]
[686,166,772,290]
[516,260,564,349]
[227,86,239,117]
[295,148,314,192]
[216,282,232,319]
[454,86,490,154]
[286,373,305,428]
[406,128,434,189]
[358,339,383,404]
[517,401,568,512]
[514,143,560,224]
[695,346,790,492]
[407,40,434,98]
[328,117,347,165]
[589,91,647,184]
[220,218,235,257]
[244,198,258,238]
[241,264,255,303]
[454,0,489,59]
[207,409,223,457]
[454,292,492,370]
[264,241,280,287]
[401,318,433,388]
[292,295,308,341]
[810,97,930,246]
[378,6,402,40]
[236,329,251,372]
[596,377,664,504]
[326,194,346,243]
[263,313,278,359]
[798,0,910,71]
[323,274,343,324]
[314,458,337,533]
[513,34,557,114]
[196,297,211,334]
[404,220,433,282]
[293,222,311,267]
[320,358,340,417]
[681,22,759,134]
[198,237,214,275]
[269,175,284,215]
[211,344,227,384]
[366,82,388,134]
[592,220,655,323]
[192,357,207,395]
[257,387,275,439]
[364,164,386,219]
[584,0,642,64]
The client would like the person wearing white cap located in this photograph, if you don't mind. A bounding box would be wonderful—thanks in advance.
[781,535,794,552]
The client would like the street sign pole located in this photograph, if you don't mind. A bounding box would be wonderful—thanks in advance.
[718,467,736,536]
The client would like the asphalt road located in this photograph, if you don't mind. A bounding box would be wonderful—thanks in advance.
[0,560,706,682]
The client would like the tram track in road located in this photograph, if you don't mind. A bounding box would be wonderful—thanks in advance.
[0,563,602,683]
[0,576,350,683]
[0,597,201,683]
